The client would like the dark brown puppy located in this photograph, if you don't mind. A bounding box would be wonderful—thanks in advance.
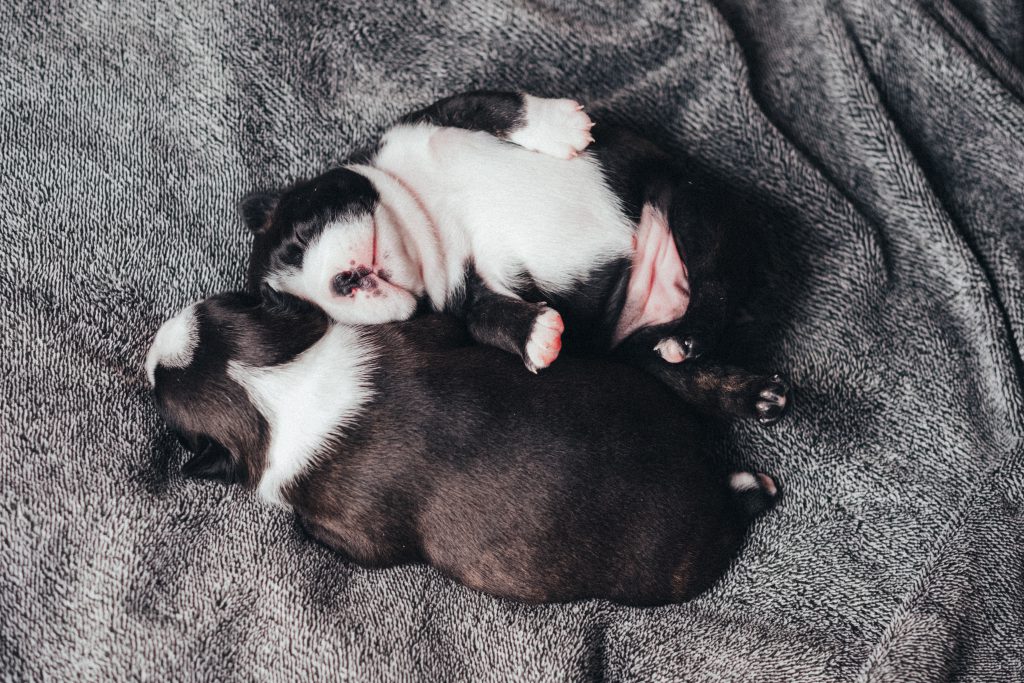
[145,292,777,605]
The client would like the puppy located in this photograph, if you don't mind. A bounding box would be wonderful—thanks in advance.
[145,292,778,605]
[243,91,790,424]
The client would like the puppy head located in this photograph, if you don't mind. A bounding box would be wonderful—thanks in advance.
[243,168,422,326]
[145,292,330,486]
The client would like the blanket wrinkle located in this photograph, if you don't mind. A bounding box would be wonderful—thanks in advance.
[2,0,1023,680]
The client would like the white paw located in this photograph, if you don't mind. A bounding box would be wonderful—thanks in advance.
[654,337,685,363]
[508,95,594,160]
[524,307,564,373]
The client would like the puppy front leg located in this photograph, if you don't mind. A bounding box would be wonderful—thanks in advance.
[464,289,564,373]
[400,90,594,159]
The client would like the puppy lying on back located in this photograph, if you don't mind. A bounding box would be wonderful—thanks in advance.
[243,91,790,424]
[145,292,777,605]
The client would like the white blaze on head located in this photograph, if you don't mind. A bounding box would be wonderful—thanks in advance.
[145,304,199,387]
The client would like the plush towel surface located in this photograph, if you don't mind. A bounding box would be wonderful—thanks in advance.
[2,0,1022,680]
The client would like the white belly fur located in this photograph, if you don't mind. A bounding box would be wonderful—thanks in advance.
[372,124,634,300]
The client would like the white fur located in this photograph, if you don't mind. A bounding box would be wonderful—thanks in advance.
[350,164,448,305]
[507,95,593,159]
[372,123,634,305]
[524,307,564,373]
[729,472,760,493]
[277,215,373,301]
[145,304,198,386]
[227,325,376,507]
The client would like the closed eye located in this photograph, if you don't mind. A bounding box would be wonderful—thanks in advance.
[280,243,304,267]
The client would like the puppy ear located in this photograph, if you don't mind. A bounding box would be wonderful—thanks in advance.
[238,190,280,235]
[181,438,237,483]
[259,281,288,308]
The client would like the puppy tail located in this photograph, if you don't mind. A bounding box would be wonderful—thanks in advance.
[728,471,779,519]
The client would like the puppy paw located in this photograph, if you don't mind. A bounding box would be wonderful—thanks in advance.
[754,373,791,425]
[508,95,594,159]
[654,337,685,363]
[524,307,564,373]
[654,335,699,363]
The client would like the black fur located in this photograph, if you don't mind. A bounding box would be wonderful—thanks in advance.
[455,266,548,369]
[400,90,527,138]
[179,438,238,482]
[150,293,778,606]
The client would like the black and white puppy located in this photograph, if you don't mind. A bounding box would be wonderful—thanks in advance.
[243,91,790,424]
[145,292,778,605]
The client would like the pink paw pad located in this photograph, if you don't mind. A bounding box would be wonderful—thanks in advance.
[525,308,564,373]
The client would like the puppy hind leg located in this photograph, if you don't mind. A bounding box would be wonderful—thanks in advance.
[634,352,792,424]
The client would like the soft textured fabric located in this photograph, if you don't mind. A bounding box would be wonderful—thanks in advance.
[2,0,1022,680]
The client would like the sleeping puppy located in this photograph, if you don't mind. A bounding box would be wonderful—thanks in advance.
[145,291,778,606]
[243,91,791,424]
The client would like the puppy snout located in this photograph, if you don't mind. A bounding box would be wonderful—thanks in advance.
[333,271,359,296]
[332,267,373,296]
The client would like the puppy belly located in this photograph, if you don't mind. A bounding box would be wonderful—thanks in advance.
[613,204,690,345]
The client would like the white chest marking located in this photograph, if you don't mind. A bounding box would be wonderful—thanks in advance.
[145,304,199,386]
[227,326,376,507]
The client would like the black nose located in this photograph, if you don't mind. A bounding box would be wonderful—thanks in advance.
[332,267,373,296]
[332,271,360,296]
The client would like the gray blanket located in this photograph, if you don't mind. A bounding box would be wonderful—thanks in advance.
[3,0,1023,680]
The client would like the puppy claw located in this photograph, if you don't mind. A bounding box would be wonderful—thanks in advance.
[755,373,791,425]
[525,307,564,372]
